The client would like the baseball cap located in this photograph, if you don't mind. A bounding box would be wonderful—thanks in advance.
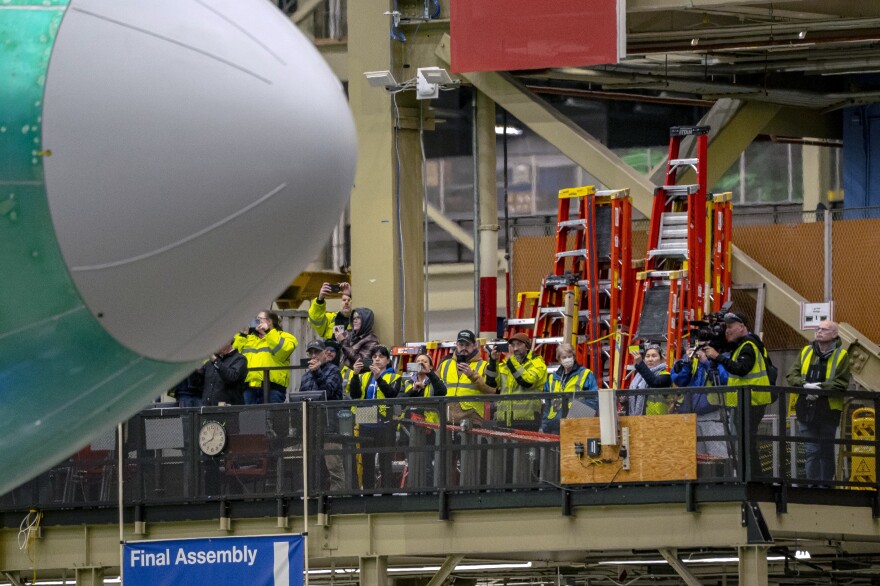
[324,339,340,354]
[456,329,477,344]
[722,312,748,326]
[306,339,326,352]
[507,332,531,346]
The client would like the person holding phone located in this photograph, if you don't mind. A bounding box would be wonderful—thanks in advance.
[234,310,298,404]
[437,330,495,426]
[404,354,447,423]
[627,343,672,416]
[349,345,400,490]
[308,281,353,341]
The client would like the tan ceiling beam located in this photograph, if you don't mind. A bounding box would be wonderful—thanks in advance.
[627,0,793,12]
[435,34,657,211]
[292,0,323,24]
[659,549,704,586]
[427,555,465,586]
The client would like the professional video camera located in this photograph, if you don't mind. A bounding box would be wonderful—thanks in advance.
[688,300,734,353]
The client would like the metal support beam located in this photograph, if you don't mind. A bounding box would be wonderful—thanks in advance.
[359,555,389,586]
[75,566,104,586]
[2,572,22,586]
[737,546,769,586]
[292,0,324,24]
[348,0,424,344]
[658,548,703,586]
[426,554,465,586]
[476,90,499,337]
[436,34,657,212]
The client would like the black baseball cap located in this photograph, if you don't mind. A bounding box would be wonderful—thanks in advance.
[722,312,748,326]
[306,339,326,352]
[456,329,477,344]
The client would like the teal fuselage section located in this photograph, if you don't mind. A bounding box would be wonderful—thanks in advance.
[0,0,195,495]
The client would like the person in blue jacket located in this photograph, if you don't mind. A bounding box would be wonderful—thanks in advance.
[671,344,730,458]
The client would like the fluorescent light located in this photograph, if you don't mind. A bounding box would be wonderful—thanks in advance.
[307,561,532,575]
[495,125,523,136]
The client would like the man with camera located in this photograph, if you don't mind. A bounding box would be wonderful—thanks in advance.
[308,281,352,342]
[785,320,851,482]
[298,339,346,491]
[703,312,775,475]
[488,332,548,431]
[234,310,298,404]
[438,330,494,426]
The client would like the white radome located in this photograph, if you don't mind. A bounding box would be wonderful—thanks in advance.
[42,0,357,361]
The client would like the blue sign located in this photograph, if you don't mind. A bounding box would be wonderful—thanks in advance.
[124,534,304,586]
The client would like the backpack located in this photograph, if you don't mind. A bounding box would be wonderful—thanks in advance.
[749,334,778,385]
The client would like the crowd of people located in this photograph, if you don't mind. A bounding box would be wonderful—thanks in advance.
[171,283,852,485]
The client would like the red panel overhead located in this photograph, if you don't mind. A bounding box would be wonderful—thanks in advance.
[450,0,625,73]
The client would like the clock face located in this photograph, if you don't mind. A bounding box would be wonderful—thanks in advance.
[198,421,226,456]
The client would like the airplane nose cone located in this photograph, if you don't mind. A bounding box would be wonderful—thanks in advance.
[42,0,357,361]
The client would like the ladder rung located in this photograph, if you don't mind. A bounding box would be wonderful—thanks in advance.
[648,248,689,259]
[661,184,699,197]
[539,307,566,316]
[669,157,699,167]
[535,337,563,345]
[558,219,587,229]
[556,249,587,259]
[506,318,535,326]
[660,227,688,238]
[661,212,688,225]
[658,240,688,249]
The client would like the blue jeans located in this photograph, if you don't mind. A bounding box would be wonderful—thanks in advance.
[798,419,839,482]
[177,396,202,408]
[244,388,287,404]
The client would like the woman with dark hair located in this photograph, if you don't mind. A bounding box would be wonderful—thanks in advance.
[341,307,380,369]
[628,343,673,416]
[404,353,447,423]
[349,345,400,490]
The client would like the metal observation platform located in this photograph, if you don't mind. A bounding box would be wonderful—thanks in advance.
[1,387,879,585]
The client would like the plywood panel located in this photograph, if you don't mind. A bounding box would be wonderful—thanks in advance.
[560,415,696,484]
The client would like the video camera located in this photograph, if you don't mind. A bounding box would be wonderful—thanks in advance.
[688,300,733,353]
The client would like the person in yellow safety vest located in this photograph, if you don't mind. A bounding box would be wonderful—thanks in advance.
[438,330,495,426]
[627,343,672,416]
[542,343,598,434]
[349,345,400,490]
[704,311,775,476]
[785,320,851,482]
[234,310,297,404]
[308,282,353,341]
[488,332,548,431]
[403,353,447,424]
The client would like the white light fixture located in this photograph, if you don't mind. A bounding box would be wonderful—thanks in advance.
[495,125,524,136]
[416,66,455,100]
[364,70,399,89]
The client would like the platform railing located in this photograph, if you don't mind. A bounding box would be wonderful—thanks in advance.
[2,386,877,512]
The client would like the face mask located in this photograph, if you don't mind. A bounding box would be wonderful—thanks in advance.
[560,357,575,369]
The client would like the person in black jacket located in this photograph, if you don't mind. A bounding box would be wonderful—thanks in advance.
[299,339,346,491]
[198,341,247,406]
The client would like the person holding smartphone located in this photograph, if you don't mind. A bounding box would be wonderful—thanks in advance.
[308,281,353,341]
[349,345,400,490]
[437,330,495,426]
[404,354,447,423]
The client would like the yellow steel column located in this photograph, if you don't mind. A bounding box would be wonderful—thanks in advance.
[347,2,424,345]
[359,555,389,586]
[738,546,769,586]
[802,144,834,215]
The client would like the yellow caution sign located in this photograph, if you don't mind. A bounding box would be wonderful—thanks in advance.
[849,407,875,489]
